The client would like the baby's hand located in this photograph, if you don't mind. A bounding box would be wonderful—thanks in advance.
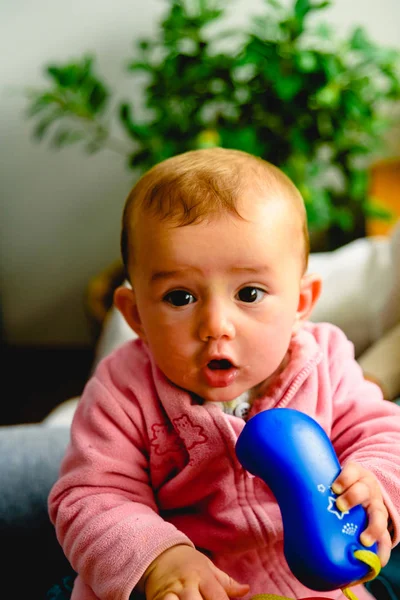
[140,544,250,600]
[332,461,392,566]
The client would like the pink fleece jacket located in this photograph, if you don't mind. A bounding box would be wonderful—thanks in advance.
[48,322,400,600]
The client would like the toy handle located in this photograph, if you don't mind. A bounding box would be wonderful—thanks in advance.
[236,408,378,591]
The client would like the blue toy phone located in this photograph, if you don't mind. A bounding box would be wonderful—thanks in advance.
[235,408,378,591]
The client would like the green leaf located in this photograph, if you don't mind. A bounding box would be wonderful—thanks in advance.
[296,50,318,72]
[349,169,368,200]
[290,128,311,154]
[331,206,353,231]
[319,54,341,79]
[294,0,312,22]
[220,126,264,155]
[315,83,340,109]
[316,111,333,136]
[349,27,372,52]
[274,74,303,101]
[304,186,332,230]
[128,61,155,72]
[26,92,60,117]
[33,110,63,140]
[119,103,152,141]
[265,0,282,10]
[128,149,153,170]
[45,56,109,116]
[195,129,221,148]
[313,22,334,40]
[51,128,85,148]
[88,82,108,114]
[313,1,331,9]
[364,198,393,221]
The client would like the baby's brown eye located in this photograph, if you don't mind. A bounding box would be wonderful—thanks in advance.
[164,290,196,307]
[237,287,265,303]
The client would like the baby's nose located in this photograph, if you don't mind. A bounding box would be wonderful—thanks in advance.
[198,300,236,341]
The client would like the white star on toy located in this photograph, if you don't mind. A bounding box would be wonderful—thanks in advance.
[327,496,349,519]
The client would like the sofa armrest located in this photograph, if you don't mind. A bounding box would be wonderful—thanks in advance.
[358,323,400,401]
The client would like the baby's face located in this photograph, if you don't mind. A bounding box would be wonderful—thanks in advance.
[127,197,307,403]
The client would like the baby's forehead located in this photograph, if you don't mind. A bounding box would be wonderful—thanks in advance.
[130,202,306,286]
[131,182,304,238]
[125,164,308,272]
[136,192,303,248]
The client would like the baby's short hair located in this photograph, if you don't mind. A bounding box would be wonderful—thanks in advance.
[121,147,309,275]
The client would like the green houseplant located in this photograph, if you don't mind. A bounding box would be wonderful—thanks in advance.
[26,0,400,249]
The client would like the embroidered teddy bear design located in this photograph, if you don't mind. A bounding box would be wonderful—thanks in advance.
[149,423,184,456]
[173,415,208,450]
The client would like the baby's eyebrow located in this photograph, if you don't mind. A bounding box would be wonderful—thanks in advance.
[150,266,270,282]
[230,265,273,276]
[150,268,193,283]
[231,266,267,273]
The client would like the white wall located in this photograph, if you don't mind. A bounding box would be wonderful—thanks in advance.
[1,0,399,346]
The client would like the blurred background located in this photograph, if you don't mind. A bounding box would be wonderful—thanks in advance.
[1,0,399,424]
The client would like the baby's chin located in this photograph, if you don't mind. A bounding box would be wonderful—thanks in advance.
[194,383,253,404]
[185,385,243,404]
[199,374,277,404]
[173,376,243,403]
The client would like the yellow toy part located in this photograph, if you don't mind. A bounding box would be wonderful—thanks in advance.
[250,548,381,600]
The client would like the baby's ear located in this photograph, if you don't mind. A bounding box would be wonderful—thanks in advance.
[113,286,146,340]
[294,273,322,330]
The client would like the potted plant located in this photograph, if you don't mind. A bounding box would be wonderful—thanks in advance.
[25,0,400,250]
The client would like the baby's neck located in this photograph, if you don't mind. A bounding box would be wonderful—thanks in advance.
[202,388,254,420]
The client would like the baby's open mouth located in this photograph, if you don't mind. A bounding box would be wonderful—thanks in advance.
[203,358,239,387]
[208,359,233,370]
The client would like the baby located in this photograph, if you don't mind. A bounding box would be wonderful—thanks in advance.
[49,148,400,600]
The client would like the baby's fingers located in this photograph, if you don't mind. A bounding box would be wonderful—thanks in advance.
[360,499,389,544]
[333,464,382,512]
[332,462,367,496]
[335,479,374,513]
[210,565,250,598]
[374,528,392,568]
